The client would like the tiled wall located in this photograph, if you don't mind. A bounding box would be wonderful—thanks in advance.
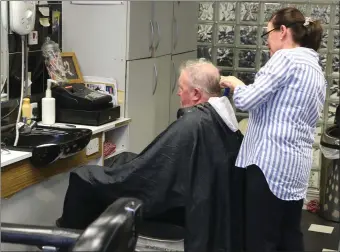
[197,1,340,191]
[8,1,62,99]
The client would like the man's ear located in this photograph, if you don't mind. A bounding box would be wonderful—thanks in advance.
[193,88,202,102]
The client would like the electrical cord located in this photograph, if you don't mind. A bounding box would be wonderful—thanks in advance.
[1,77,7,94]
[14,36,25,147]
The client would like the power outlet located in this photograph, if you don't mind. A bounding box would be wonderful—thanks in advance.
[309,171,320,189]
[86,138,99,156]
[31,102,38,120]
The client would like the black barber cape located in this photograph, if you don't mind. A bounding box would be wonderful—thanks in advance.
[60,102,245,252]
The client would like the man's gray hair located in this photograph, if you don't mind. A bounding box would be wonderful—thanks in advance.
[179,58,221,96]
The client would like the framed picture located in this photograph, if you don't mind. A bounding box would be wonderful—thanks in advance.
[60,52,84,84]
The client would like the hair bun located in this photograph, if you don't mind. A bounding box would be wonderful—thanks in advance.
[303,17,313,27]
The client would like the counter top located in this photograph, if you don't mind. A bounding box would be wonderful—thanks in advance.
[38,117,131,135]
[1,118,131,168]
[1,150,32,168]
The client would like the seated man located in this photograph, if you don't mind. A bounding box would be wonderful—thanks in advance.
[57,59,244,252]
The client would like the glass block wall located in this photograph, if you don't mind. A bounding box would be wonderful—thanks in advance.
[197,1,339,192]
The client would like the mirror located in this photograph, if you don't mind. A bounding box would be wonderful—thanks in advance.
[1,1,9,102]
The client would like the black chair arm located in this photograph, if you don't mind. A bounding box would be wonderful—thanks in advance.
[1,197,143,252]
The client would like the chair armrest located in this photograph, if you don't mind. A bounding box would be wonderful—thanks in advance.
[1,223,81,248]
[71,197,142,252]
[2,197,143,252]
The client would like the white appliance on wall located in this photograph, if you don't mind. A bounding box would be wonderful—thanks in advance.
[9,1,36,36]
[62,1,198,153]
[1,1,36,99]
[1,1,9,99]
[6,1,36,146]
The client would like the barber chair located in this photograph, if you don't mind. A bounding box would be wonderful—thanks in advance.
[1,198,142,252]
[134,208,185,251]
[136,221,184,251]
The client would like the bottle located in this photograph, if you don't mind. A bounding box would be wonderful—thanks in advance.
[22,98,32,124]
[42,37,68,83]
[42,79,57,125]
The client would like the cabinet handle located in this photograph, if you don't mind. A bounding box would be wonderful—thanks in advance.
[149,20,154,51]
[152,64,158,95]
[173,18,178,50]
[155,21,160,51]
[171,61,177,94]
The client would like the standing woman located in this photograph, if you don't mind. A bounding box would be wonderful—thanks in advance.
[220,7,327,251]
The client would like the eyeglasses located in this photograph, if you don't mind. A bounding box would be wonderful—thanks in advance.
[261,28,279,38]
[261,22,300,38]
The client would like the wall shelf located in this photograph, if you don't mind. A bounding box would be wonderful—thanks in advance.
[104,148,127,160]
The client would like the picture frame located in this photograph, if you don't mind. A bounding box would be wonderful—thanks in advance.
[60,52,84,84]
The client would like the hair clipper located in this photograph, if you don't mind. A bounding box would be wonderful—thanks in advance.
[220,77,230,96]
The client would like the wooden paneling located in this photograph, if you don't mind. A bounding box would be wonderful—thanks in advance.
[1,134,102,198]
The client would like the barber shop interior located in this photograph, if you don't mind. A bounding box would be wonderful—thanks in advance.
[1,1,340,251]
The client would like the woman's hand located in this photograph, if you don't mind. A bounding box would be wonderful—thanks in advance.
[220,76,245,91]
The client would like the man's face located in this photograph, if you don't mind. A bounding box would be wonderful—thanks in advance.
[177,71,198,107]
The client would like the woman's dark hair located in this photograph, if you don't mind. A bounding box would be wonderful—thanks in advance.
[269,7,323,51]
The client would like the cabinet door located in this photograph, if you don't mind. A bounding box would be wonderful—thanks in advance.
[127,1,153,60]
[169,51,197,123]
[153,2,173,57]
[172,2,198,54]
[126,58,156,153]
[154,55,171,136]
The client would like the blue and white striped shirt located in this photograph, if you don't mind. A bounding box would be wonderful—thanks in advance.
[234,47,327,201]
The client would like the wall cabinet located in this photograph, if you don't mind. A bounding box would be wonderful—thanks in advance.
[127,1,197,60]
[154,55,172,136]
[172,2,198,55]
[152,2,174,58]
[126,58,156,153]
[127,1,154,60]
[126,55,171,153]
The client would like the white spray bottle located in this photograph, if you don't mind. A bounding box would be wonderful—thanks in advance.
[42,79,57,125]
